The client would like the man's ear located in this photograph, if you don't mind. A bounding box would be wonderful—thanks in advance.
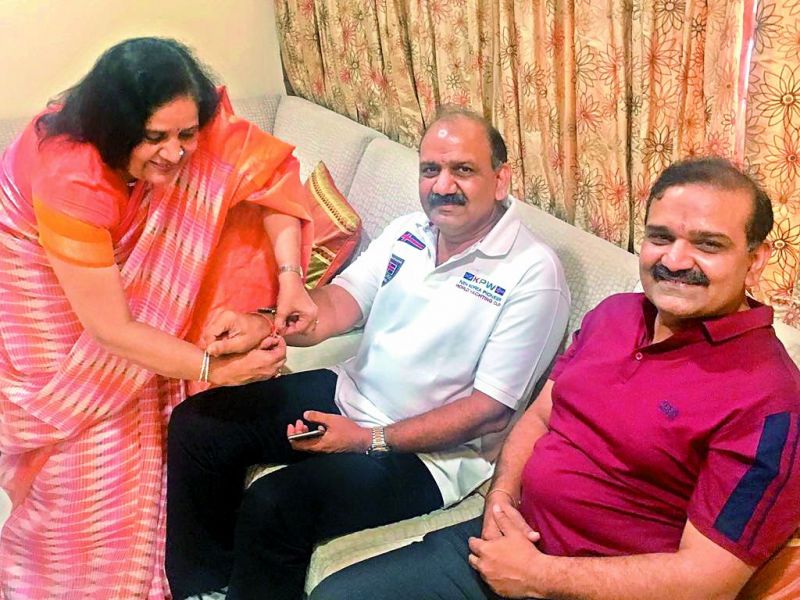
[745,241,771,288]
[494,163,512,200]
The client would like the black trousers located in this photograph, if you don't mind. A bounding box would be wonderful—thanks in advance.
[165,369,443,600]
[310,516,505,600]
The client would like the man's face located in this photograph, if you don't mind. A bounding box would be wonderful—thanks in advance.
[640,183,769,325]
[418,117,510,243]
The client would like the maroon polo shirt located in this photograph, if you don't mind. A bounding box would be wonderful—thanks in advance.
[519,293,800,566]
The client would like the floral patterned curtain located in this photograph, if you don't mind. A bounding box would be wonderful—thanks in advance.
[746,0,800,326]
[275,0,800,326]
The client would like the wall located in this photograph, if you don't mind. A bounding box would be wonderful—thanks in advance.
[0,0,285,119]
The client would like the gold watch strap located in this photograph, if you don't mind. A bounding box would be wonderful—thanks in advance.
[367,426,391,454]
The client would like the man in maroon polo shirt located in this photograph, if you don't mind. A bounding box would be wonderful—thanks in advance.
[311,157,800,600]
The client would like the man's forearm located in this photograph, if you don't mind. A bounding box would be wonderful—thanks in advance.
[384,391,513,453]
[533,551,748,600]
[285,284,361,347]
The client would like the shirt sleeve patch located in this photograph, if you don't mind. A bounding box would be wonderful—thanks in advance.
[382,254,405,286]
[713,412,793,543]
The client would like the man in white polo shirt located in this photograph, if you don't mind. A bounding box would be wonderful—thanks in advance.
[165,107,570,600]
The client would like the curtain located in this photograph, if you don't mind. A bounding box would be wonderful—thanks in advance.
[275,0,800,325]
[746,0,800,325]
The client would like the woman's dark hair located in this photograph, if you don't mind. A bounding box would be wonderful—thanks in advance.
[37,37,219,170]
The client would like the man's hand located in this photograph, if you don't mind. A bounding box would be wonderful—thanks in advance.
[287,410,371,454]
[208,336,287,386]
[469,503,544,598]
[481,490,535,541]
[201,310,274,357]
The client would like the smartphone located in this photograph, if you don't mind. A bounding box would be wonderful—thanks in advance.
[287,428,324,441]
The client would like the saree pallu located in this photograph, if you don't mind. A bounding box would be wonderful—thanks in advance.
[0,95,311,599]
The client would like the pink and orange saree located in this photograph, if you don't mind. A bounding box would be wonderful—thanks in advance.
[0,90,311,599]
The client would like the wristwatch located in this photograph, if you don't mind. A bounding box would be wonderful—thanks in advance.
[366,426,391,456]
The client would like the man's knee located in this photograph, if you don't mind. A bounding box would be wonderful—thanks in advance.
[235,472,306,539]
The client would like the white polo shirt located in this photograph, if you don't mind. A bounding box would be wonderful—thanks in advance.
[331,198,570,507]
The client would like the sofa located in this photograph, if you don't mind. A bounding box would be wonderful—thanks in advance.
[1,94,799,596]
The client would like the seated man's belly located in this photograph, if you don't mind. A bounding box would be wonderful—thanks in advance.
[520,431,688,557]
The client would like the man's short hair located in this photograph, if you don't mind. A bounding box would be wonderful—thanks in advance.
[421,106,508,170]
[646,157,774,250]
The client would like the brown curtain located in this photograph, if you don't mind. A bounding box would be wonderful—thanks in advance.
[275,0,800,326]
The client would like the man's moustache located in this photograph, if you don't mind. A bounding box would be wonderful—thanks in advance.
[428,192,466,208]
[651,263,710,286]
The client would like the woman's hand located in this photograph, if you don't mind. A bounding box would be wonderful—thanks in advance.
[208,335,287,386]
[275,273,319,336]
[201,310,274,356]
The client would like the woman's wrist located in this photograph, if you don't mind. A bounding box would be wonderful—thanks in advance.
[278,264,304,281]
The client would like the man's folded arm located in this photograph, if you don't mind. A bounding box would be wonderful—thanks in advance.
[527,519,754,600]
[488,379,554,501]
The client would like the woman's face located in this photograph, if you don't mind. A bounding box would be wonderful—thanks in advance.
[125,95,200,185]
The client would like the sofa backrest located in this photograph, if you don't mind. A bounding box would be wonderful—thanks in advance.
[231,95,282,137]
[348,138,422,239]
[0,116,28,150]
[271,96,385,197]
[515,202,640,335]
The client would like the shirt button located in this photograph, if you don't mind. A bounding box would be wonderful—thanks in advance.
[634,352,643,361]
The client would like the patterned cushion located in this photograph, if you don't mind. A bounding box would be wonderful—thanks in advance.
[305,162,363,289]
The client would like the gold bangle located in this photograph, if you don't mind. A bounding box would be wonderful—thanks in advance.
[486,487,519,507]
[278,264,304,279]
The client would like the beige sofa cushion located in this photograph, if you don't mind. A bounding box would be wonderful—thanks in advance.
[0,116,29,151]
[272,96,385,196]
[231,94,281,135]
[347,138,422,240]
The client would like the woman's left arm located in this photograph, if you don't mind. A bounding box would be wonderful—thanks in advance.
[263,211,318,335]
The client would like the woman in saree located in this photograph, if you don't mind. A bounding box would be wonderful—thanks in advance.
[0,37,317,599]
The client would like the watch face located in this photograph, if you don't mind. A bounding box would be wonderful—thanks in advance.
[367,447,391,457]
